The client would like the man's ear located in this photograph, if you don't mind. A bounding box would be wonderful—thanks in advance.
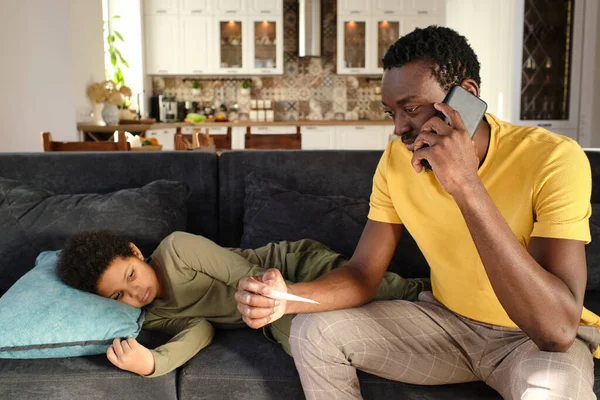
[129,243,144,260]
[460,79,481,97]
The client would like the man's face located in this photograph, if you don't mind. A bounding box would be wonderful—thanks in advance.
[381,61,447,147]
[96,253,161,308]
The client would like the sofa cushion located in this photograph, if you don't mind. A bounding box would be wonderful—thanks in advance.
[0,251,143,359]
[0,178,189,296]
[240,171,429,278]
[241,173,368,258]
[179,328,503,400]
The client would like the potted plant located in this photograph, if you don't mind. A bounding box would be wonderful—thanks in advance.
[240,79,251,96]
[191,80,202,97]
[86,80,132,126]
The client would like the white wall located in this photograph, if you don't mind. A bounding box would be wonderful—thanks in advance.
[0,0,103,152]
[71,0,106,123]
[445,0,514,120]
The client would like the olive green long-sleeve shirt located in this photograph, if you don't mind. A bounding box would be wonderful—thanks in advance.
[143,231,430,377]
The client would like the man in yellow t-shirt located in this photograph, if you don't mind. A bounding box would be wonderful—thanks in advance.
[236,26,600,399]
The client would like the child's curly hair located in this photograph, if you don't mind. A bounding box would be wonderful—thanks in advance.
[57,230,135,294]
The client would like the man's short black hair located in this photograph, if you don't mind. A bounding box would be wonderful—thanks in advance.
[57,230,135,294]
[382,25,481,92]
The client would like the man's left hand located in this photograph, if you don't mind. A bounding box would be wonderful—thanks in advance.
[409,103,481,196]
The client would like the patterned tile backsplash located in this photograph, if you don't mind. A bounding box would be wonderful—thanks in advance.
[152,0,388,121]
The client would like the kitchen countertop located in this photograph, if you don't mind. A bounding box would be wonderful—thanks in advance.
[77,119,394,133]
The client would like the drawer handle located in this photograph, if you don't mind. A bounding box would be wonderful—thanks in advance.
[354,126,365,130]
[156,9,167,14]
[226,69,238,73]
[350,10,360,14]
[260,10,271,13]
[157,69,169,73]
[349,69,361,73]
[306,127,317,130]
[226,10,236,13]
[192,69,204,73]
[537,123,552,127]
[191,10,203,14]
[417,10,429,14]
[383,10,394,14]
[260,69,273,73]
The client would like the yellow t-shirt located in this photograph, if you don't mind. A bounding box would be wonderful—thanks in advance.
[368,113,600,352]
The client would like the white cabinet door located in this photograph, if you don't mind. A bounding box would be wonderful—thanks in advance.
[214,17,246,74]
[180,16,212,74]
[372,17,403,73]
[401,16,443,35]
[374,0,405,16]
[337,16,372,75]
[144,0,179,15]
[246,16,284,75]
[145,128,176,150]
[145,15,180,74]
[403,0,444,15]
[247,0,282,16]
[180,0,212,15]
[214,0,246,15]
[338,0,371,16]
[336,126,387,150]
[301,126,336,149]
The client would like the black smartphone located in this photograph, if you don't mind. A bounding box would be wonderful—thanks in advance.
[421,85,488,170]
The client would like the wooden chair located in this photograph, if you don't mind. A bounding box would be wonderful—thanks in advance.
[244,126,301,149]
[175,128,227,151]
[41,131,130,152]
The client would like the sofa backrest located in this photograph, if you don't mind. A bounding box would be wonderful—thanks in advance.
[0,152,218,293]
[218,150,430,279]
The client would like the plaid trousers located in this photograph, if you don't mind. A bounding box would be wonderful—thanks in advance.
[290,292,600,400]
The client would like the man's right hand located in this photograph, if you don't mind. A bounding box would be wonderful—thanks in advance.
[235,268,287,329]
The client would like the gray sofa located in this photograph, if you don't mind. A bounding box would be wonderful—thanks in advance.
[0,150,599,400]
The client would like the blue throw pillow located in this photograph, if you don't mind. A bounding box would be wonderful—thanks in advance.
[0,251,144,359]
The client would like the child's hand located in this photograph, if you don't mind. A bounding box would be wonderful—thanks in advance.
[107,338,155,376]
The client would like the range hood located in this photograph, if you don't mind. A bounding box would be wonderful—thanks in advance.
[298,0,321,57]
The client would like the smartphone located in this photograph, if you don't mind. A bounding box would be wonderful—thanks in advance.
[421,85,488,170]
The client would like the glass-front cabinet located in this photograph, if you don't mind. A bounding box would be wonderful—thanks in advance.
[513,0,584,134]
[214,18,245,74]
[376,19,401,69]
[144,0,283,76]
[337,17,369,74]
[247,17,283,75]
[337,0,445,75]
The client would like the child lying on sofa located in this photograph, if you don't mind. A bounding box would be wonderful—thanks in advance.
[57,230,430,377]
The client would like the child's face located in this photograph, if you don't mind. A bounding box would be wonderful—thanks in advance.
[96,244,162,308]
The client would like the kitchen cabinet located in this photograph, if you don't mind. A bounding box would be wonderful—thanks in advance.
[336,126,389,150]
[337,0,371,15]
[246,16,284,75]
[144,0,284,76]
[336,0,446,75]
[179,0,212,15]
[144,15,180,74]
[145,128,177,150]
[301,126,336,150]
[403,0,444,15]
[144,0,179,15]
[213,0,246,15]
[214,17,245,74]
[247,0,282,15]
[180,16,212,74]
[511,0,584,137]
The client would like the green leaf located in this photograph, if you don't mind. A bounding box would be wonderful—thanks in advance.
[113,15,121,19]
[108,35,115,43]
[114,31,124,42]
[110,52,117,66]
